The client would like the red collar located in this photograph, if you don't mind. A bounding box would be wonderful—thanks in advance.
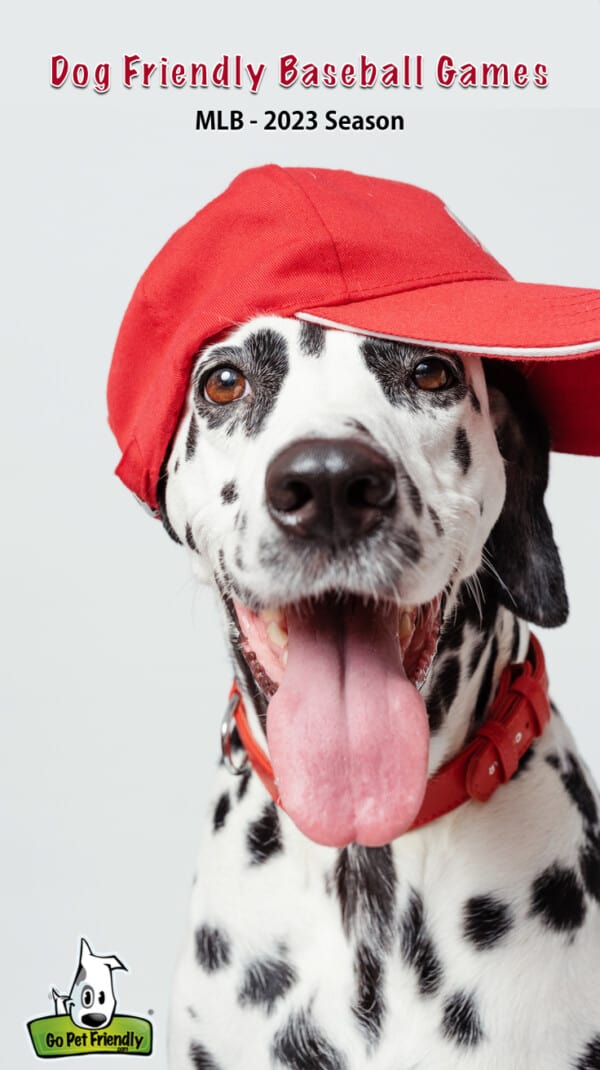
[222,634,550,833]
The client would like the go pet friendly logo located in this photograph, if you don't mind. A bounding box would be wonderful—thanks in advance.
[27,938,152,1058]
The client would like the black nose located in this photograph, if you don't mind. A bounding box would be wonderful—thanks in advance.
[82,1013,107,1028]
[265,437,396,541]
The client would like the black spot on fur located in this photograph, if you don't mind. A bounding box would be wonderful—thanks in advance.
[185,523,198,552]
[560,753,598,827]
[425,656,460,733]
[545,753,561,770]
[530,863,586,932]
[403,471,423,516]
[483,361,568,627]
[345,419,370,436]
[194,332,288,436]
[237,769,251,801]
[335,845,397,948]
[437,617,464,654]
[174,457,180,472]
[238,954,297,1014]
[247,802,283,865]
[473,635,499,727]
[575,1034,600,1069]
[400,890,443,996]
[186,413,199,460]
[397,526,423,565]
[189,1040,223,1070]
[463,895,514,949]
[352,942,385,1045]
[469,385,482,413]
[195,925,231,972]
[272,1010,346,1070]
[459,573,499,637]
[213,792,231,833]
[428,504,444,537]
[361,339,467,408]
[442,991,484,1047]
[579,833,600,903]
[452,426,472,474]
[220,480,238,504]
[468,636,487,677]
[156,459,183,545]
[299,320,325,357]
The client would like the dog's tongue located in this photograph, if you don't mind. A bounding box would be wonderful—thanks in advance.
[267,600,429,847]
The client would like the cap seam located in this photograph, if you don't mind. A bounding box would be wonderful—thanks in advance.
[281,169,352,300]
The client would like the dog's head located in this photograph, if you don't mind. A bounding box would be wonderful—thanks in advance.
[64,939,125,1030]
[159,316,567,846]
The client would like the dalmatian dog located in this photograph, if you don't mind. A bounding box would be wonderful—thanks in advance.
[157,316,600,1070]
[52,938,126,1029]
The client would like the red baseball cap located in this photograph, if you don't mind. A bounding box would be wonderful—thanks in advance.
[107,165,600,512]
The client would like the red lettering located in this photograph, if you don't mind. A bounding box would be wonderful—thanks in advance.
[72,63,89,88]
[436,55,456,87]
[279,54,298,87]
[190,63,208,87]
[341,64,356,87]
[213,57,229,87]
[94,63,110,93]
[381,64,399,88]
[359,55,377,87]
[123,54,140,87]
[534,62,549,87]
[513,63,529,87]
[50,55,69,88]
[481,62,509,88]
[459,63,477,87]
[301,64,319,87]
[321,63,336,88]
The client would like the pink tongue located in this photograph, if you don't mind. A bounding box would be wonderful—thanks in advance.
[267,600,430,848]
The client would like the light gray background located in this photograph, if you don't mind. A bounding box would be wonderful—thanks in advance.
[3,1,600,1065]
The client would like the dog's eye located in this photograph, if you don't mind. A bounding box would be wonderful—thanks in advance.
[81,986,94,1008]
[413,358,454,391]
[202,366,248,405]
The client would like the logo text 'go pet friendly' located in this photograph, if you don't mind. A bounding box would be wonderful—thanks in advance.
[27,938,152,1058]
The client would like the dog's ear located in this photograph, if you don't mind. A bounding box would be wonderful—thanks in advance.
[483,361,568,627]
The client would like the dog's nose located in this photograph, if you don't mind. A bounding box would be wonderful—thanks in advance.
[82,1013,107,1028]
[265,437,396,540]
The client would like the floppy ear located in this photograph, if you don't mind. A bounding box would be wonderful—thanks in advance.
[483,361,568,628]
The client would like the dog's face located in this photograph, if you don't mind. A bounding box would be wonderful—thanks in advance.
[160,316,566,847]
[65,939,124,1030]
[163,317,506,604]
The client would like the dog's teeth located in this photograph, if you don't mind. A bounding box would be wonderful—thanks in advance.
[267,621,288,648]
[399,612,413,640]
[282,649,288,667]
[261,607,283,624]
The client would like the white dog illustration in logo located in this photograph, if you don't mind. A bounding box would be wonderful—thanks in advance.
[52,938,126,1029]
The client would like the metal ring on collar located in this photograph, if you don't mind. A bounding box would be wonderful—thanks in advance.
[220,690,249,776]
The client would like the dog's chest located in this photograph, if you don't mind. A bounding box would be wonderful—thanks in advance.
[170,721,600,1070]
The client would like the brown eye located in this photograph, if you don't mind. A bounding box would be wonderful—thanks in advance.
[413,358,453,391]
[202,366,248,405]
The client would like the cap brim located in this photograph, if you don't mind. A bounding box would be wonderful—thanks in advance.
[297,279,600,457]
[297,279,600,357]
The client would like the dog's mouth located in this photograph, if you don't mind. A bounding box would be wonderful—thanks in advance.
[234,593,441,847]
